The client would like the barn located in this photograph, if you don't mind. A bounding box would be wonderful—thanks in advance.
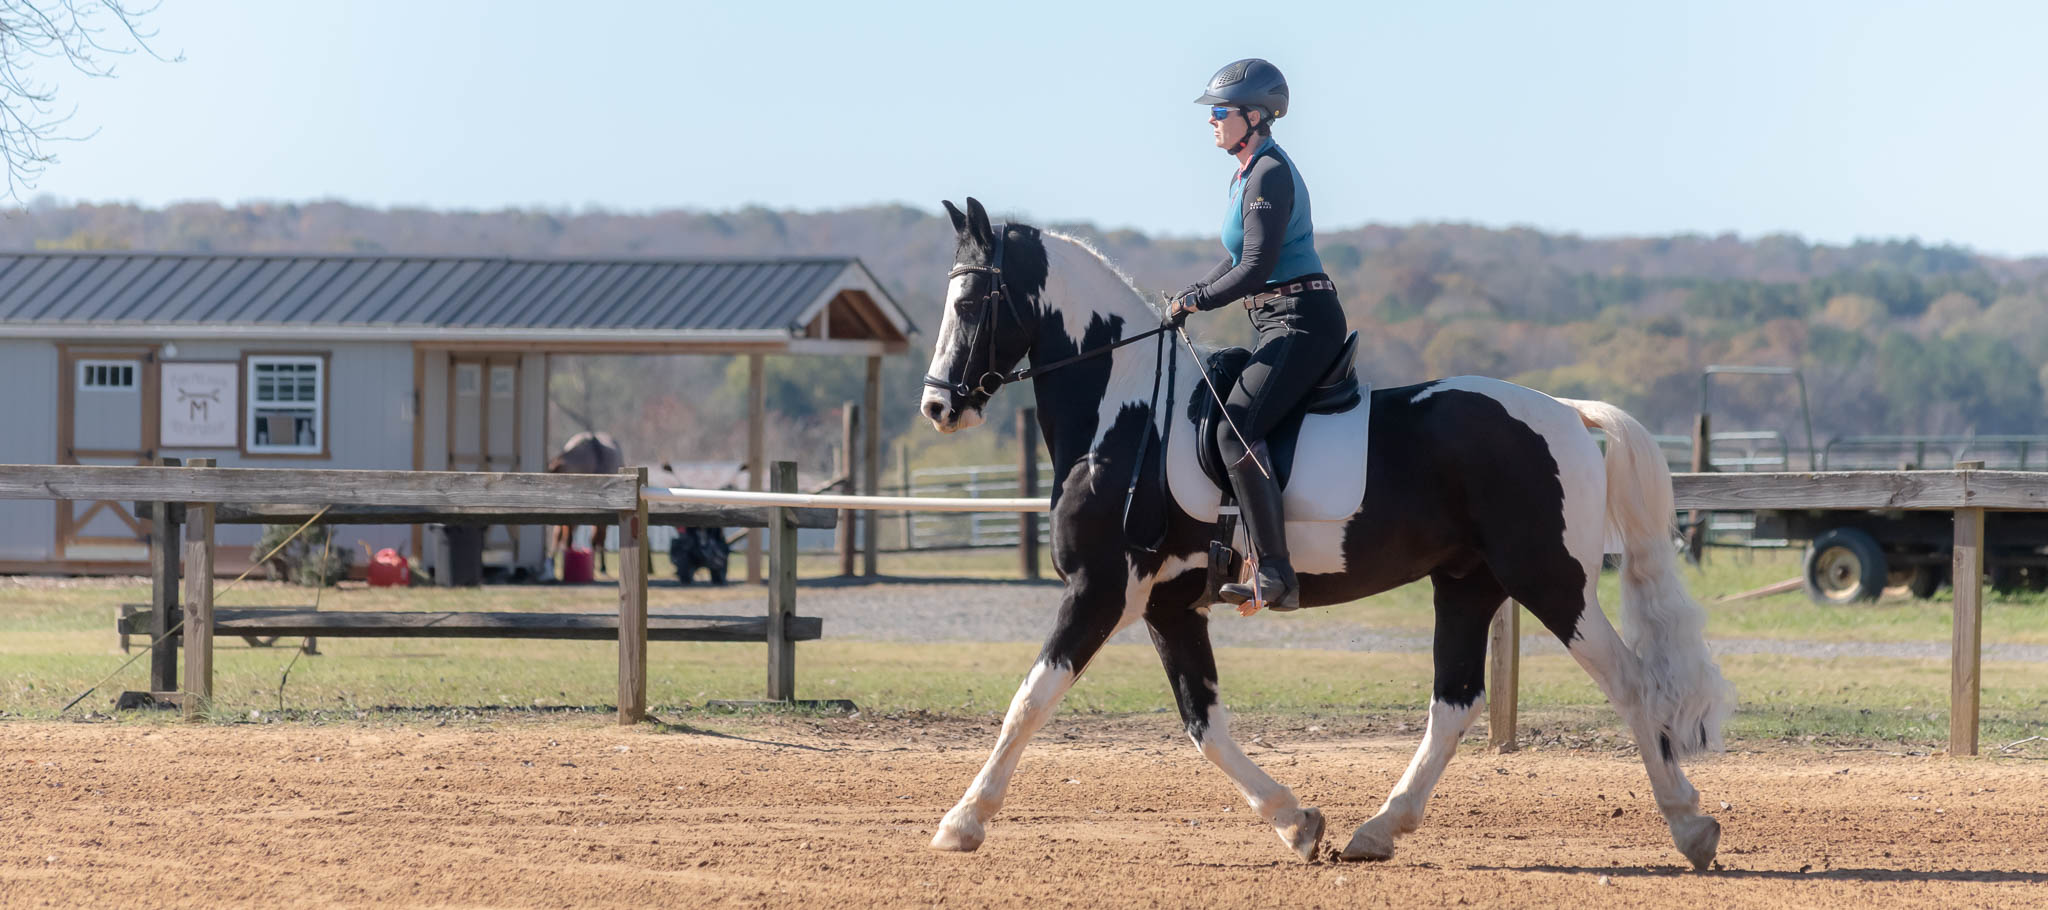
[0,250,913,578]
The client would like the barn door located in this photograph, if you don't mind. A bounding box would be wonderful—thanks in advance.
[57,346,158,563]
[447,355,523,563]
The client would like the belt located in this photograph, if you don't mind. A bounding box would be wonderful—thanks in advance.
[1246,278,1336,308]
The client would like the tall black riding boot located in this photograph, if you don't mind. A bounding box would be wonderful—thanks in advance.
[1217,443,1300,611]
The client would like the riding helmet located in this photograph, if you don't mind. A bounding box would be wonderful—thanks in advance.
[1195,58,1289,119]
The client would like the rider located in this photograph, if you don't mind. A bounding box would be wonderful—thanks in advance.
[1168,58,1348,612]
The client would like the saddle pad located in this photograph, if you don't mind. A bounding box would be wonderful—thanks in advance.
[1167,383,1370,523]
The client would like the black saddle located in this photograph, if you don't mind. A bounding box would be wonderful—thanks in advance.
[1189,330,1362,496]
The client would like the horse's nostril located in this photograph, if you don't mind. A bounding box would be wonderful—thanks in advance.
[924,400,946,420]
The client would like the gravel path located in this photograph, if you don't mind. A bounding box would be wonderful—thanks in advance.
[678,576,2048,662]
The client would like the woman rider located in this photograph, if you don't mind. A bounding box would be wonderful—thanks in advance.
[1167,58,1348,612]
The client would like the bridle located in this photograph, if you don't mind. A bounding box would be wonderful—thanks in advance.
[922,222,1173,409]
[922,223,1024,406]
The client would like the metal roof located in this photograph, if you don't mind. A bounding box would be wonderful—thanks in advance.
[0,251,911,342]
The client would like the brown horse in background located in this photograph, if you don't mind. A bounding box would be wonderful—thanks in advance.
[546,431,625,577]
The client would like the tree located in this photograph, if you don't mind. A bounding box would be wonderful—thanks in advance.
[0,1,174,197]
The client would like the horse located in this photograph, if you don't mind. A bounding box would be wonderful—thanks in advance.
[546,431,625,577]
[916,198,1735,868]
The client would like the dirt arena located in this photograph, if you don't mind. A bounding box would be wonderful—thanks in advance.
[4,714,2045,908]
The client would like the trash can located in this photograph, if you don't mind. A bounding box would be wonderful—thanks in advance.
[442,525,484,587]
[562,545,596,583]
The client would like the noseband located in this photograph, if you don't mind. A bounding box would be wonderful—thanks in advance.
[923,223,1173,409]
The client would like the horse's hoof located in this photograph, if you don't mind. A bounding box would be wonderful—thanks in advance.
[1672,814,1720,871]
[931,807,986,852]
[1339,820,1397,862]
[1275,807,1325,862]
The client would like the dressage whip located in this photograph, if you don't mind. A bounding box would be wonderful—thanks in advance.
[1167,303,1271,480]
[1165,297,1274,612]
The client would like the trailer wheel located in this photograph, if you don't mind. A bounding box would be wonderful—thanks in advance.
[1907,563,1945,599]
[1988,564,2048,594]
[1804,528,1888,604]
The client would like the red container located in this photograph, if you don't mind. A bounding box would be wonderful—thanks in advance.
[562,546,596,583]
[368,547,410,587]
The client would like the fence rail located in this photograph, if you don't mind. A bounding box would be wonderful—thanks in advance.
[1490,466,2037,756]
[1,462,824,724]
[1821,435,2048,471]
[5,462,2037,755]
[0,464,637,509]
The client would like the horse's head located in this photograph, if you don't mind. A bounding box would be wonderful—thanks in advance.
[920,197,1047,433]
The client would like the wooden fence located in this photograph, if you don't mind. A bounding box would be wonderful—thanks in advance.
[1486,466,2037,757]
[0,461,836,725]
[7,462,2036,752]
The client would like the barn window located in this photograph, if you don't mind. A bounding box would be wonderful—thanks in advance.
[246,355,324,455]
[78,360,137,390]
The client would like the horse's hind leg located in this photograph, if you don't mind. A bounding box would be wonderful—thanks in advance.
[1341,567,1500,862]
[931,576,1140,852]
[1520,574,1720,870]
[1144,571,1324,861]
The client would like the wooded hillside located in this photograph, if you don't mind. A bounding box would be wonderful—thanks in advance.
[16,199,2047,470]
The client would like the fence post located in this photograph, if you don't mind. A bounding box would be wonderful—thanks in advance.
[617,466,649,725]
[181,458,215,722]
[1017,408,1039,579]
[149,456,182,695]
[1487,600,1519,752]
[1951,460,1985,756]
[901,445,913,550]
[968,467,981,547]
[863,356,881,576]
[746,353,765,584]
[767,461,798,701]
[840,401,858,576]
[1686,413,1710,564]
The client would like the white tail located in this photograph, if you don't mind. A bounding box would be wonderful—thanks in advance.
[1564,399,1735,756]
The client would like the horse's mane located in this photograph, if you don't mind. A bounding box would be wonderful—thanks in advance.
[1043,230,1164,319]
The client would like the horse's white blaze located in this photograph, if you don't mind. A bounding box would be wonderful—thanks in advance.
[920,273,980,432]
[1343,696,1486,860]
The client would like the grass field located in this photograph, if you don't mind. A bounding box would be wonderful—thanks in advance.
[3,547,2045,751]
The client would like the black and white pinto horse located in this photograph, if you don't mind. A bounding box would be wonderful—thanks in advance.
[918,198,1735,868]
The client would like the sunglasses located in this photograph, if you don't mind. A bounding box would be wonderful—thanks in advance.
[1209,106,1236,121]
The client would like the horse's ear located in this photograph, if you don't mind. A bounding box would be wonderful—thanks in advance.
[942,200,968,236]
[964,197,994,245]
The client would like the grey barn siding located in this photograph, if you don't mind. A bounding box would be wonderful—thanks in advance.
[0,340,57,561]
[0,341,421,564]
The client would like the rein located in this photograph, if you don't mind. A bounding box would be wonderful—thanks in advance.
[922,223,1173,404]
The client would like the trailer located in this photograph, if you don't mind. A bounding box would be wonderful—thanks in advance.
[1751,436,2048,604]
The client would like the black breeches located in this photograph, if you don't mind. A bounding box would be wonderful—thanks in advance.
[1217,289,1347,466]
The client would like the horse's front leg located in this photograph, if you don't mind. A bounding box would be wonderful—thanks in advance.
[1144,570,1325,862]
[931,572,1141,852]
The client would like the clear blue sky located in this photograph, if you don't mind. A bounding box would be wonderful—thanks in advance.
[23,0,2048,256]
